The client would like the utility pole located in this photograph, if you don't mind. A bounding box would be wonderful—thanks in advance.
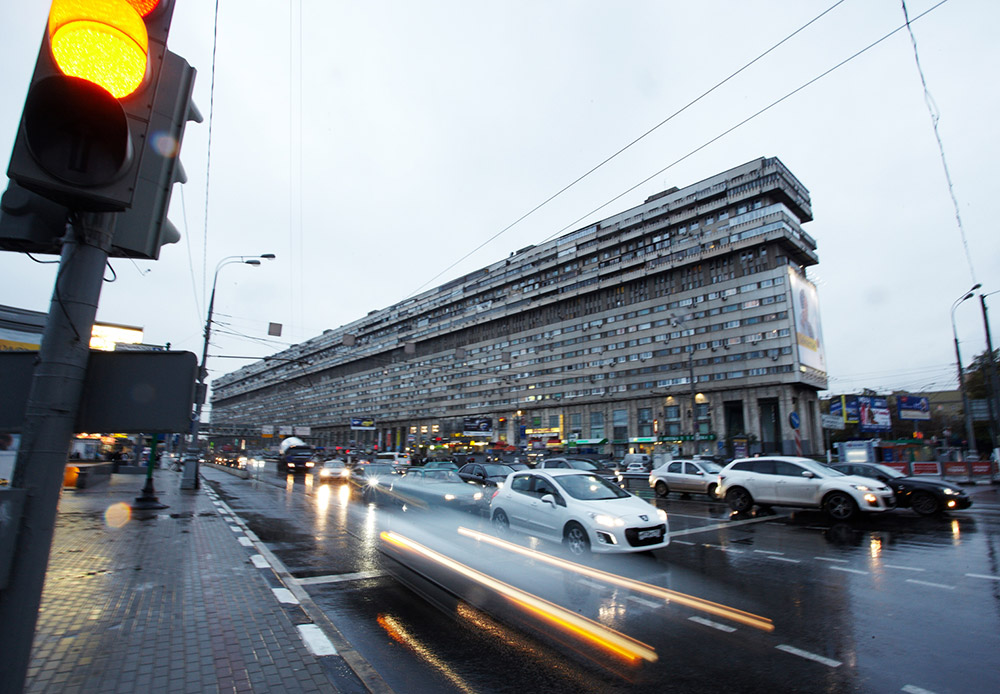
[979,294,1000,455]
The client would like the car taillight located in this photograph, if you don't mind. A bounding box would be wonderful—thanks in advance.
[491,488,501,500]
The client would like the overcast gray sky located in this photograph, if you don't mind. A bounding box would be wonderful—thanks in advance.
[1,0,997,398]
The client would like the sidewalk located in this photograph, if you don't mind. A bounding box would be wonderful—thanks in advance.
[22,469,367,693]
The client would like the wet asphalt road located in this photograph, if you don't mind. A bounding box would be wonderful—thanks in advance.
[206,465,1000,694]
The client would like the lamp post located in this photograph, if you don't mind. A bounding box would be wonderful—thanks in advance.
[951,284,981,460]
[181,253,275,489]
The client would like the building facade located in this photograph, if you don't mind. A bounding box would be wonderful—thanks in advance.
[211,157,828,458]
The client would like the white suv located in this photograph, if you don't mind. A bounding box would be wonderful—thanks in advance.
[716,456,895,520]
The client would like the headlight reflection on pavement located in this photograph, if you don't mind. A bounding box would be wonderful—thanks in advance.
[380,531,657,663]
[457,527,774,633]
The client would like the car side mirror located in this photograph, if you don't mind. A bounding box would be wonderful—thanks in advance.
[541,494,557,507]
[695,471,704,476]
[801,471,815,478]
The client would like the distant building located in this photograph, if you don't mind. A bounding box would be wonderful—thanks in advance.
[211,157,827,458]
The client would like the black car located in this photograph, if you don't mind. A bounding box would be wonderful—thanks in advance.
[457,462,516,489]
[829,462,972,516]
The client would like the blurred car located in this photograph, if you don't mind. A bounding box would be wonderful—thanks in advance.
[376,452,412,466]
[489,469,669,555]
[317,458,350,484]
[389,468,485,513]
[716,456,895,520]
[649,459,724,499]
[828,462,972,516]
[537,457,617,479]
[457,462,516,489]
[350,463,402,503]
[422,460,460,471]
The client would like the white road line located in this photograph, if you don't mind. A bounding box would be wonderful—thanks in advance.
[250,554,269,569]
[237,536,253,547]
[830,566,868,575]
[966,573,1000,581]
[775,644,841,668]
[272,587,300,604]
[229,525,242,532]
[885,564,925,572]
[627,595,663,610]
[295,570,387,586]
[755,549,784,555]
[815,557,849,563]
[906,579,955,590]
[902,685,939,694]
[703,544,744,553]
[768,556,800,563]
[689,616,736,633]
[671,540,695,546]
[668,515,779,538]
[298,624,338,656]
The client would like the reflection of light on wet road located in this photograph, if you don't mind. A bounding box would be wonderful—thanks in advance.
[951,519,961,544]
[336,484,350,527]
[457,527,773,632]
[314,484,330,534]
[376,614,477,694]
[869,535,882,560]
[381,531,657,663]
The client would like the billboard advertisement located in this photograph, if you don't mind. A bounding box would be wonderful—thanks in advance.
[463,416,493,437]
[350,418,375,431]
[858,396,891,432]
[897,396,931,421]
[788,269,826,374]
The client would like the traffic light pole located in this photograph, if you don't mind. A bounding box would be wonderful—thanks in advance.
[0,211,115,693]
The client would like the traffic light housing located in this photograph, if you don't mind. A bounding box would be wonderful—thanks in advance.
[1,0,198,259]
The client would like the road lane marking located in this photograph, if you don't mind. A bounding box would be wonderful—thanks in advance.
[768,556,800,563]
[671,540,696,546]
[237,536,253,547]
[703,544,743,553]
[966,573,1000,581]
[294,570,387,586]
[250,554,269,569]
[272,587,300,604]
[755,550,784,555]
[830,566,868,575]
[229,525,242,532]
[775,644,841,668]
[906,579,955,590]
[627,596,663,609]
[885,564,925,572]
[668,514,780,538]
[298,624,338,656]
[815,557,849,563]
[689,616,736,632]
[902,685,938,694]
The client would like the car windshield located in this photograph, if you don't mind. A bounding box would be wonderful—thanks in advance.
[423,470,462,483]
[363,464,396,476]
[556,474,631,500]
[798,459,842,477]
[869,464,905,479]
[483,464,515,477]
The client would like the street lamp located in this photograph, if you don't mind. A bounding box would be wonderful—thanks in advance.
[950,283,981,460]
[181,253,275,489]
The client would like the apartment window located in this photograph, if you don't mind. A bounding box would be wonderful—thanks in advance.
[613,409,628,441]
[590,412,605,439]
[638,408,653,437]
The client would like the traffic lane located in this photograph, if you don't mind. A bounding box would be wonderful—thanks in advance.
[656,507,1000,694]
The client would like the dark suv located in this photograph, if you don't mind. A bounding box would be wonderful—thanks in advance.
[828,462,972,516]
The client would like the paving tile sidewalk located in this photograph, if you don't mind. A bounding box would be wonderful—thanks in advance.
[23,469,354,693]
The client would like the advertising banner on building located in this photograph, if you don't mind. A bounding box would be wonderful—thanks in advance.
[463,416,493,437]
[788,269,826,374]
[350,418,375,431]
[897,396,931,421]
[858,396,891,432]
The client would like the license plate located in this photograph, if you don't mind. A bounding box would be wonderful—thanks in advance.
[638,528,661,540]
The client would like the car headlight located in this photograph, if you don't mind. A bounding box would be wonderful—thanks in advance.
[657,508,668,523]
[305,461,315,468]
[340,469,351,478]
[591,513,624,528]
[366,477,380,488]
[851,484,871,491]
[942,488,958,495]
[319,469,330,477]
[444,494,456,501]
[473,492,483,501]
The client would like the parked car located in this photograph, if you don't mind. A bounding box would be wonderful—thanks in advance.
[827,462,972,516]
[716,456,895,520]
[389,468,485,513]
[457,462,516,489]
[649,459,724,499]
[489,469,669,555]
[618,453,652,472]
[317,458,350,484]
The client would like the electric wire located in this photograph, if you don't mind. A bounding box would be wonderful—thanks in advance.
[900,0,976,285]
[201,0,222,314]
[405,0,849,298]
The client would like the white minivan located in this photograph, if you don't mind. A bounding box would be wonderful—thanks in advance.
[375,452,411,466]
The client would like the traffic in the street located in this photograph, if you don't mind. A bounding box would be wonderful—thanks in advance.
[201,457,1000,694]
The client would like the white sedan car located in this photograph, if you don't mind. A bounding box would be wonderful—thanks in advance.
[489,469,669,555]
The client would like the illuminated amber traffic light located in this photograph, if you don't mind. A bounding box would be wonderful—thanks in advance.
[47,0,150,98]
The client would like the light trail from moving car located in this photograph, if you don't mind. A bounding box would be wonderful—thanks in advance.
[456,526,773,632]
[380,530,658,664]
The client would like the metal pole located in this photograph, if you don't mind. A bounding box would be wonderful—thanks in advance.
[978,294,1000,454]
[951,286,980,459]
[0,212,115,693]
[689,349,696,457]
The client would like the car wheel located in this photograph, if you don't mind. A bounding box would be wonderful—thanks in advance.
[706,482,718,500]
[725,487,753,512]
[911,491,941,516]
[564,523,591,556]
[824,491,858,521]
[492,509,510,538]
[654,480,670,498]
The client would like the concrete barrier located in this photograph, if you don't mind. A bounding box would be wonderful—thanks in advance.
[63,462,114,489]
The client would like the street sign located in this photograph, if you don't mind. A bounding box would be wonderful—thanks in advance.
[821,413,846,430]
[788,411,800,429]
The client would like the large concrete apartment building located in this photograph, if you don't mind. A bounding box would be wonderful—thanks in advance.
[210,156,828,458]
